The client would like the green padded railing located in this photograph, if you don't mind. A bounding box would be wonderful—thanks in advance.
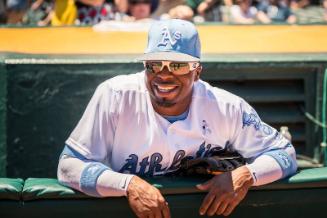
[22,178,87,201]
[1,167,327,201]
[21,167,327,200]
[1,168,327,218]
[0,178,23,200]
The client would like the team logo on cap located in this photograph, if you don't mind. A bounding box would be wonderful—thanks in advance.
[157,27,181,47]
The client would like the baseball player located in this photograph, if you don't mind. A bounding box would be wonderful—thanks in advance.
[58,19,297,217]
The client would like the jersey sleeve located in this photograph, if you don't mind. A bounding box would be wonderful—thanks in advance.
[65,82,118,162]
[230,99,288,157]
[230,99,297,185]
[58,152,134,197]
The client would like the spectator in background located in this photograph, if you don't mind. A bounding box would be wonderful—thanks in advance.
[151,0,185,18]
[51,0,77,26]
[51,0,129,26]
[76,0,118,25]
[116,0,159,21]
[23,0,53,26]
[76,0,145,25]
[6,0,29,24]
[165,4,194,21]
[290,0,310,10]
[0,0,6,23]
[186,0,221,21]
[256,0,297,23]
[324,0,327,22]
[115,0,129,13]
[230,0,257,24]
[127,0,152,20]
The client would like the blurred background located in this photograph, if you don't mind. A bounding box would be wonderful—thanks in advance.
[0,0,326,26]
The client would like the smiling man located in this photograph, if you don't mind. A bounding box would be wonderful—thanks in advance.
[58,19,297,218]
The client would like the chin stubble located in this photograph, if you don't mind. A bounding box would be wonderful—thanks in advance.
[155,98,176,107]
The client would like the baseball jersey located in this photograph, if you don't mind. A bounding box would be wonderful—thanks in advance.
[66,71,292,177]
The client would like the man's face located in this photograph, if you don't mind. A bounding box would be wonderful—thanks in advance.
[129,3,151,20]
[145,61,202,115]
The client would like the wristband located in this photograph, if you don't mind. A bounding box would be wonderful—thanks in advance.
[80,162,109,197]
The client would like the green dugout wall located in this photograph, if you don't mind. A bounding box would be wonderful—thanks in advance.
[0,60,6,176]
[0,53,326,177]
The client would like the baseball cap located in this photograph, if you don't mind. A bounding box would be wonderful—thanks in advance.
[138,19,201,62]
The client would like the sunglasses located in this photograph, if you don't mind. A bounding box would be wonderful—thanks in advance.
[144,61,200,75]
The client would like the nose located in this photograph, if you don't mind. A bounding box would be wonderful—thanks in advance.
[156,65,174,79]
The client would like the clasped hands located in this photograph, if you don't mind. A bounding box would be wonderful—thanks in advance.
[127,166,254,218]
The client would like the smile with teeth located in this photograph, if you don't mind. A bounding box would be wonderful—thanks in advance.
[155,84,178,93]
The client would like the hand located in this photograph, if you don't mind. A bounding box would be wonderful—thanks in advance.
[197,2,209,16]
[197,0,217,16]
[196,166,254,216]
[31,0,44,11]
[127,176,170,218]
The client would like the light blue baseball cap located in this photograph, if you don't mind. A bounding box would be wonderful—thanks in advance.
[138,19,201,62]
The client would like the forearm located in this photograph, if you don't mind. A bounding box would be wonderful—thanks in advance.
[197,0,218,16]
[287,15,297,24]
[57,155,134,197]
[246,145,297,186]
[257,11,271,24]
[233,16,255,24]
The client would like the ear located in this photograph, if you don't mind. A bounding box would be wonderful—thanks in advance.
[194,65,202,81]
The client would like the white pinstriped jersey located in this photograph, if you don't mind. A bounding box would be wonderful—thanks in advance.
[66,72,291,176]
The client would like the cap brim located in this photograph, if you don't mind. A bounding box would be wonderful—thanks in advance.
[137,52,200,62]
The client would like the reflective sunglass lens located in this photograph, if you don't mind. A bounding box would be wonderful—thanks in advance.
[169,63,189,75]
[145,62,196,75]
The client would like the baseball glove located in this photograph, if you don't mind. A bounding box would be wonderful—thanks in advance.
[177,150,246,176]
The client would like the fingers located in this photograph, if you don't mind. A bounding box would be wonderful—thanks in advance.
[198,168,253,216]
[147,201,170,218]
[127,177,170,218]
[199,191,215,215]
[149,196,170,218]
[222,200,239,216]
[153,207,162,218]
[200,191,243,216]
[196,179,212,191]
[157,196,170,218]
[206,196,222,216]
[161,201,171,218]
[138,200,170,218]
[216,201,229,216]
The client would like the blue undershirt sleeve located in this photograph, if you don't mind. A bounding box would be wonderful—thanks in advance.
[263,148,297,178]
[60,145,110,197]
[60,144,87,160]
